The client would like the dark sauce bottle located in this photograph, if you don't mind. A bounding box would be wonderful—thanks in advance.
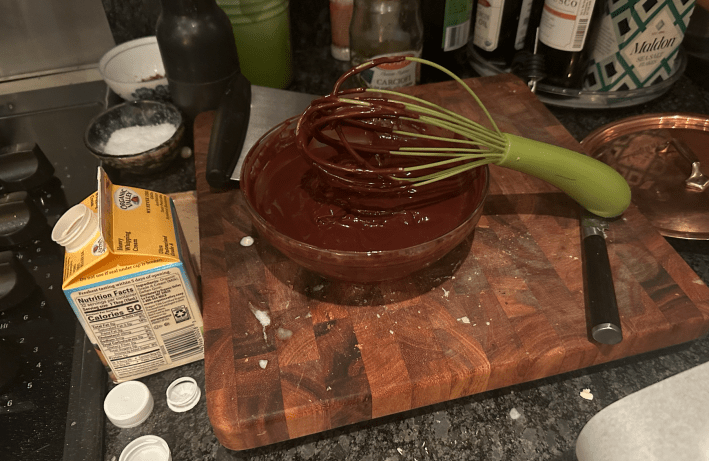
[421,0,474,80]
[471,0,535,68]
[535,0,600,88]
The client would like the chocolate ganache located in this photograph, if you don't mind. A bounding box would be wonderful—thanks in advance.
[243,117,487,253]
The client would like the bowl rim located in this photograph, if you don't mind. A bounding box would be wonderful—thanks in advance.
[84,100,184,160]
[99,36,166,85]
[240,117,491,258]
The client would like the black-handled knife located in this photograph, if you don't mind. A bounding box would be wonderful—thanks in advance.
[581,209,623,345]
[206,72,252,189]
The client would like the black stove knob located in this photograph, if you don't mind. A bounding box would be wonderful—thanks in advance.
[0,251,35,312]
[0,341,21,391]
[0,143,55,192]
[0,191,48,247]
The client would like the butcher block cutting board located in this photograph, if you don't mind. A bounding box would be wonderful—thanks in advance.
[193,73,709,451]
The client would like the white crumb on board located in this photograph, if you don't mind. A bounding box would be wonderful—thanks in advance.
[240,236,254,247]
[509,408,521,420]
[580,388,594,400]
[251,307,271,327]
[457,316,471,324]
[277,328,293,340]
[259,360,268,369]
[442,287,450,298]
[249,304,271,341]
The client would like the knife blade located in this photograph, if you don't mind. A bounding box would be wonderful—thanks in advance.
[580,208,623,345]
[227,86,318,182]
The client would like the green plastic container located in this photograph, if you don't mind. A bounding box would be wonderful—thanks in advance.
[218,0,293,89]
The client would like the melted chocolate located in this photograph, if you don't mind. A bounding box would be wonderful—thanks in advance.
[245,120,486,252]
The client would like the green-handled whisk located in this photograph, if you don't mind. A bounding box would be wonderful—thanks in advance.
[295,57,631,218]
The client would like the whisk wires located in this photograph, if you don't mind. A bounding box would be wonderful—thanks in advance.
[297,56,511,189]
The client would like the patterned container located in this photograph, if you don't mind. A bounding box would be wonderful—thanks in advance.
[584,0,695,91]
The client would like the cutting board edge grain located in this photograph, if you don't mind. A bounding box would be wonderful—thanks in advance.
[194,74,709,451]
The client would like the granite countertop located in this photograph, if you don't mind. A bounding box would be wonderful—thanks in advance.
[101,2,709,460]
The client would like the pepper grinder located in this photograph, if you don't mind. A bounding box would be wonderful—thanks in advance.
[156,0,241,119]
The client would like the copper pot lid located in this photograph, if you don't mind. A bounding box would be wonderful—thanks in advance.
[581,113,709,240]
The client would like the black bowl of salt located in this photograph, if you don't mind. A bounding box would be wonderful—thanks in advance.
[85,100,185,175]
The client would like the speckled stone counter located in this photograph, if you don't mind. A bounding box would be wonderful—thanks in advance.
[101,1,709,460]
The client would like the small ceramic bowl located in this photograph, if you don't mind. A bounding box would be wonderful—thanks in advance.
[99,36,170,101]
[84,100,185,175]
[240,117,489,283]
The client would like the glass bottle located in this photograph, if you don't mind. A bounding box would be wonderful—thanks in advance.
[536,0,601,88]
[155,0,241,119]
[330,0,355,60]
[349,0,424,89]
[471,0,535,68]
[421,0,474,80]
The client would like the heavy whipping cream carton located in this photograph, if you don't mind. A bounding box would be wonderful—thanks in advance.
[52,168,203,383]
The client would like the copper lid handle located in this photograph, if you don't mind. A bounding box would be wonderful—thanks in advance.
[671,138,709,192]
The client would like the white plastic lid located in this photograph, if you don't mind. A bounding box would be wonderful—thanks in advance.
[119,435,171,461]
[51,203,99,253]
[104,381,154,428]
[165,376,201,413]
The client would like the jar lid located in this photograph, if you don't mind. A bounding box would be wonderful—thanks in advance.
[582,113,709,239]
[165,376,201,413]
[119,435,171,461]
[104,381,154,428]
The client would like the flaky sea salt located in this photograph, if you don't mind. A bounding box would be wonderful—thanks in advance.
[103,123,177,155]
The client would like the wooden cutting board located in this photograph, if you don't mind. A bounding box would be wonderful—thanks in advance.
[193,74,709,451]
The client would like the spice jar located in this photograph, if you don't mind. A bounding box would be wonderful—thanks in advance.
[349,0,424,89]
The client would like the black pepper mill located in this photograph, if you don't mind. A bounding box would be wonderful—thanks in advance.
[156,0,241,119]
